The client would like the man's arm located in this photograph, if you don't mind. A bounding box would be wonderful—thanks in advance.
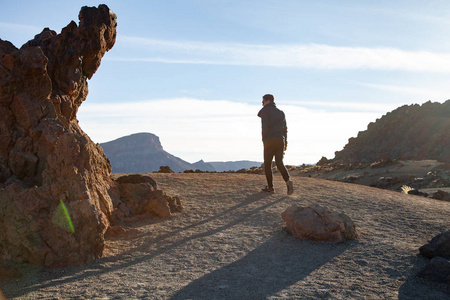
[261,110,270,141]
[283,114,287,150]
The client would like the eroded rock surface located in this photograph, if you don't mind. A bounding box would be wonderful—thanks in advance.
[281,204,357,243]
[114,174,183,220]
[333,101,450,164]
[0,5,181,268]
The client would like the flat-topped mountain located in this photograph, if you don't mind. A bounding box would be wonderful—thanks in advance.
[100,133,261,173]
[100,133,202,173]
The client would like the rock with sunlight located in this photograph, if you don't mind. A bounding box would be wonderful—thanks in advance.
[281,204,357,243]
[0,5,181,268]
[333,100,450,164]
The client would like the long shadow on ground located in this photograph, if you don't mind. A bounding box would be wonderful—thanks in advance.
[3,192,284,298]
[170,233,353,300]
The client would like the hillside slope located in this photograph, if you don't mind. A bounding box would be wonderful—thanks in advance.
[333,100,450,163]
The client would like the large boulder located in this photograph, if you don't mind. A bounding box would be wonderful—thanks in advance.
[281,204,357,243]
[418,256,450,285]
[0,5,182,268]
[114,174,183,220]
[419,230,450,259]
[418,231,450,285]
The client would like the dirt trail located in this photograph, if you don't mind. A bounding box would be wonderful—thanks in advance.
[1,173,449,299]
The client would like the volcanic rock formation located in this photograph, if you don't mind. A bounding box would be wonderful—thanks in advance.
[333,100,450,163]
[0,5,181,268]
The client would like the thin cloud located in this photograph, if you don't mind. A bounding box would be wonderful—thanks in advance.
[0,22,46,46]
[0,22,42,35]
[357,82,450,101]
[111,35,450,73]
[278,100,402,113]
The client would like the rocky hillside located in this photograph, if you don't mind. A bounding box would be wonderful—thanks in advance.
[333,100,450,163]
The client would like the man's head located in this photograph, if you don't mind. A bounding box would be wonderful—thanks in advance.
[262,94,274,106]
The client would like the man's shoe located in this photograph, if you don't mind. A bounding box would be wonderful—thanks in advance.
[287,180,294,195]
[261,186,274,193]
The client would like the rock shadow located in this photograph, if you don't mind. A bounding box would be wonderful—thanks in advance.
[2,192,276,298]
[398,254,450,299]
[170,232,352,299]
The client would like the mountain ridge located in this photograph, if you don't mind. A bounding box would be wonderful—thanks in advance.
[100,133,261,173]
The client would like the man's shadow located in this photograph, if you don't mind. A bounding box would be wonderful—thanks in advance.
[170,231,353,299]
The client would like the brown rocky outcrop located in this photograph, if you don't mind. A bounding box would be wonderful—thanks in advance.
[281,204,357,243]
[333,100,450,164]
[0,5,181,268]
[431,190,450,202]
[114,174,183,220]
[419,230,450,259]
[419,230,450,285]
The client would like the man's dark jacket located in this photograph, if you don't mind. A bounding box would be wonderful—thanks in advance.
[257,102,287,142]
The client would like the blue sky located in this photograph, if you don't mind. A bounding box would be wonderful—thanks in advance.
[1,1,449,164]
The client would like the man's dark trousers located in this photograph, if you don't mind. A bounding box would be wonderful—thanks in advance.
[264,137,290,188]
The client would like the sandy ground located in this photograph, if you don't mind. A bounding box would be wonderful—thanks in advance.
[1,173,450,299]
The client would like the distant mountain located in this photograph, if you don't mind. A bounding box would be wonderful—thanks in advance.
[100,133,196,173]
[100,133,261,173]
[333,100,450,163]
[191,160,215,172]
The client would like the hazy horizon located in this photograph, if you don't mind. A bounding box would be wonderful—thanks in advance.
[2,1,449,165]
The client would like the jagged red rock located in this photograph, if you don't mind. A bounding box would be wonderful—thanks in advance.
[0,5,182,268]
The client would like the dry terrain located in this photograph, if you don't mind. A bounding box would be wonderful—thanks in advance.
[296,160,450,194]
[1,173,450,299]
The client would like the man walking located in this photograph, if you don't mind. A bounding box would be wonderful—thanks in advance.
[258,94,294,195]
